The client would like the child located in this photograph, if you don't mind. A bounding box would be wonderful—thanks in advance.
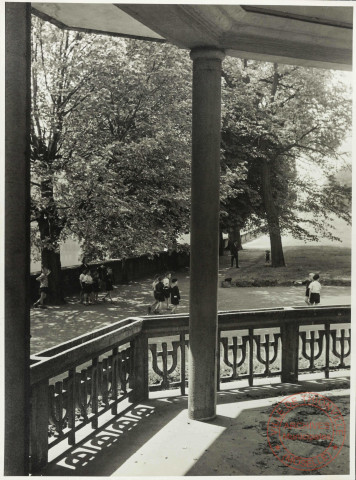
[309,273,321,305]
[162,272,171,309]
[34,266,51,308]
[148,276,164,314]
[103,267,114,303]
[170,278,180,314]
[92,268,100,303]
[83,269,93,305]
[265,250,270,265]
[302,272,314,305]
[98,265,107,292]
[79,269,86,304]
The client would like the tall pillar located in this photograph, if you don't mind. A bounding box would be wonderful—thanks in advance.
[188,48,225,420]
[5,3,31,475]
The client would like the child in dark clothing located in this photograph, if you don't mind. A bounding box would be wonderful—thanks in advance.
[103,267,114,303]
[302,272,314,305]
[92,269,100,303]
[148,276,165,314]
[170,278,180,314]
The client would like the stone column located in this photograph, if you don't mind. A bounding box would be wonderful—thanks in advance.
[5,2,31,475]
[188,48,225,420]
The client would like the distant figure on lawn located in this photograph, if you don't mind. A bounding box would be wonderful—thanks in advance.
[265,250,270,265]
[309,274,321,305]
[33,266,51,308]
[170,278,180,314]
[302,272,314,305]
[228,239,239,268]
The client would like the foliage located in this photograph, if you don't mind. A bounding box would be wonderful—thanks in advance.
[31,15,352,274]
[31,17,192,265]
[63,40,192,260]
[220,58,352,244]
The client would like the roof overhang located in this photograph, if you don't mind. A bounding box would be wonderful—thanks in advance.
[32,3,353,71]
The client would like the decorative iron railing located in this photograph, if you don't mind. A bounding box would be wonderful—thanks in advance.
[30,306,351,473]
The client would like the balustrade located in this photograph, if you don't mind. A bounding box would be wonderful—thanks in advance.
[30,306,351,473]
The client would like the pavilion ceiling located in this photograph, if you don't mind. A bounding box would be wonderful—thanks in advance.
[32,3,353,70]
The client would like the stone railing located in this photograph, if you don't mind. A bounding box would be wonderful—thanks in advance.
[30,305,351,473]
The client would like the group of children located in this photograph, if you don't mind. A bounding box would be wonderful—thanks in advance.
[33,264,322,311]
[148,273,181,314]
[79,265,114,305]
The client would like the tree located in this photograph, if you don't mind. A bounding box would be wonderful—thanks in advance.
[31,17,97,302]
[31,18,192,302]
[220,59,352,266]
[61,39,192,261]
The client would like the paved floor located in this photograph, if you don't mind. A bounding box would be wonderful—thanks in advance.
[39,377,350,477]
[31,256,351,356]
[31,276,351,355]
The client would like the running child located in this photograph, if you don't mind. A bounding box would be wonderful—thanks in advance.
[33,266,51,308]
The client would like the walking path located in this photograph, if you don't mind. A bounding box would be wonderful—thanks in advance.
[31,264,350,354]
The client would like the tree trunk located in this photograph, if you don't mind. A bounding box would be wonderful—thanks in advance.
[229,226,242,250]
[261,159,285,267]
[37,213,65,304]
[41,247,65,304]
[236,228,243,250]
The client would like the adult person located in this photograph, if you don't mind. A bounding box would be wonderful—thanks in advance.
[33,266,51,308]
[228,239,239,268]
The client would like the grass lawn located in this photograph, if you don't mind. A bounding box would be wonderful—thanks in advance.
[220,246,351,286]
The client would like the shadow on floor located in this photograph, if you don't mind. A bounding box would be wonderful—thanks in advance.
[39,377,350,477]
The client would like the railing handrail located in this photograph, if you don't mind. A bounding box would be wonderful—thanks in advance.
[30,319,142,385]
[29,305,351,473]
[30,305,351,386]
